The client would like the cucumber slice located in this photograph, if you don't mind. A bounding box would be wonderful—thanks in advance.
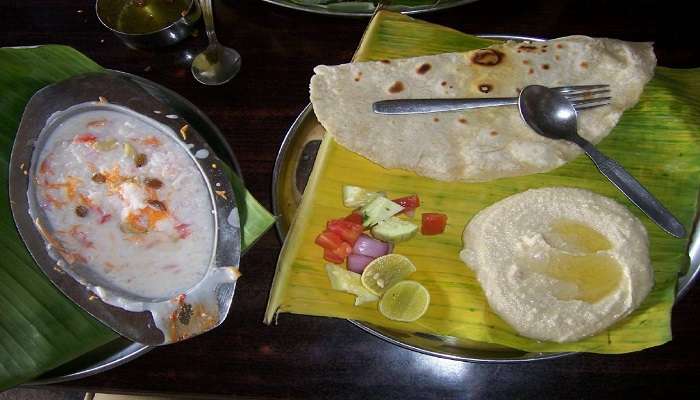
[360,196,403,228]
[325,264,379,305]
[342,185,384,208]
[371,217,418,243]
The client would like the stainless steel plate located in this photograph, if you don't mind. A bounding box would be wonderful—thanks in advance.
[26,70,243,384]
[262,0,480,17]
[271,37,700,362]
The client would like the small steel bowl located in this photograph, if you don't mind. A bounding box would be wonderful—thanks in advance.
[96,0,201,49]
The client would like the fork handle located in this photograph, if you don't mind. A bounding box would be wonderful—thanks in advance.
[372,98,518,114]
[575,138,687,238]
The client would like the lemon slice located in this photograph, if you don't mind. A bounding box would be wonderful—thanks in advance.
[378,280,430,322]
[360,254,416,296]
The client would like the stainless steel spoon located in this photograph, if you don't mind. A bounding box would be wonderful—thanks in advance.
[191,0,241,86]
[519,85,686,238]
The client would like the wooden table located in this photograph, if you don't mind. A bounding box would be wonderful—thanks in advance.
[2,0,699,398]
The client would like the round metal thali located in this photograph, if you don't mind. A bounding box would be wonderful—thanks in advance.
[262,0,480,17]
[271,35,700,362]
[27,70,243,384]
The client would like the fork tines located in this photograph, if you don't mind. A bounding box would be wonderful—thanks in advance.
[553,84,609,93]
[553,84,612,110]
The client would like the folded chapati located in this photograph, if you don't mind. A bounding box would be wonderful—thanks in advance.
[310,36,656,182]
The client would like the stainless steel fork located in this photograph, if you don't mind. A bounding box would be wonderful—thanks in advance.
[372,84,611,115]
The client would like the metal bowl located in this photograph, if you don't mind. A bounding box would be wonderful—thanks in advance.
[10,71,242,345]
[96,0,201,49]
[24,70,243,384]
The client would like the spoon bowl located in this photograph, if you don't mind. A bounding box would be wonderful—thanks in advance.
[518,85,579,141]
[192,45,241,86]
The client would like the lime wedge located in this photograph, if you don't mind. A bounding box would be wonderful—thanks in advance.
[378,280,430,322]
[325,264,379,305]
[360,254,416,296]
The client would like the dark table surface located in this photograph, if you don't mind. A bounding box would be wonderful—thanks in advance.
[3,0,700,398]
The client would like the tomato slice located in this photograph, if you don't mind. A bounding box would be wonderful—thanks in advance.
[323,242,352,264]
[344,211,363,226]
[315,230,344,250]
[324,248,345,264]
[393,194,420,210]
[335,241,353,257]
[421,213,447,235]
[327,219,363,244]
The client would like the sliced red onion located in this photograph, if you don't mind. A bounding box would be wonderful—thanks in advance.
[352,234,390,258]
[347,254,375,273]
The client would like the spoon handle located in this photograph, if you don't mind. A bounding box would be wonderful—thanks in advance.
[372,98,518,114]
[199,0,218,44]
[576,139,687,238]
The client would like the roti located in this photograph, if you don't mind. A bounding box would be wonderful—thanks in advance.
[310,36,656,182]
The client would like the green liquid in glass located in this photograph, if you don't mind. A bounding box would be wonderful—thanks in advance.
[116,0,190,34]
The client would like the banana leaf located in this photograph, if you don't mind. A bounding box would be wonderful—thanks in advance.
[265,11,700,354]
[0,45,275,390]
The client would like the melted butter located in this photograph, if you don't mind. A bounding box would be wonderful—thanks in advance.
[531,220,622,303]
[543,220,612,254]
[538,253,622,303]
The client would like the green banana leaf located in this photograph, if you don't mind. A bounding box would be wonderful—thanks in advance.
[0,45,275,390]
